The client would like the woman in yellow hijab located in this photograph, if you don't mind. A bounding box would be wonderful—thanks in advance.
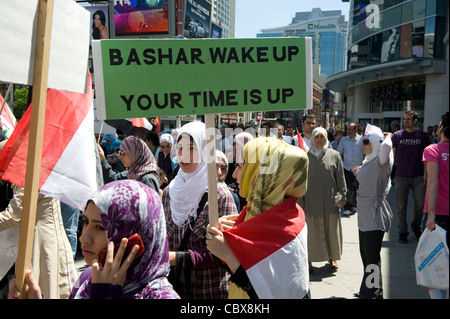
[207,137,310,299]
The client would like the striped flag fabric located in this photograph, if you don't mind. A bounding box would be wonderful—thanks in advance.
[0,72,99,211]
[0,92,17,139]
[130,117,153,131]
[296,129,306,152]
[222,197,309,299]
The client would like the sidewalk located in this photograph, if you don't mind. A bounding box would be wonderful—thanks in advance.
[309,186,430,299]
[74,187,432,299]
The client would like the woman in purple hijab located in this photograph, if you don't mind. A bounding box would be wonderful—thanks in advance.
[9,180,179,299]
[98,135,161,193]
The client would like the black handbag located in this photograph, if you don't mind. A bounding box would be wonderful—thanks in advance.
[347,179,359,207]
[168,192,208,297]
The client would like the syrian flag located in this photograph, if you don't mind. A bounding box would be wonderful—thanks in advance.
[295,129,306,152]
[102,118,153,136]
[130,117,153,131]
[0,72,99,211]
[222,197,309,299]
[0,92,17,139]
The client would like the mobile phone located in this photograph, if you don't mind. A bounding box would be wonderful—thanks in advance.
[97,233,145,268]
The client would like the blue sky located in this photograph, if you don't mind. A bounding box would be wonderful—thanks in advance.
[235,0,351,38]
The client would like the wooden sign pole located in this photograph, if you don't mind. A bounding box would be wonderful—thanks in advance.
[15,0,54,298]
[0,83,13,115]
[204,113,219,228]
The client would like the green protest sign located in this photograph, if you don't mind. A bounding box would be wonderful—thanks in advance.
[92,37,312,120]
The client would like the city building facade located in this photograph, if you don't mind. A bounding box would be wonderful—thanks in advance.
[257,8,348,78]
[326,0,449,131]
[211,0,236,39]
[255,8,348,130]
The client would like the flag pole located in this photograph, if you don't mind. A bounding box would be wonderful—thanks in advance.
[205,113,219,228]
[15,0,54,298]
[0,83,13,116]
[97,121,104,144]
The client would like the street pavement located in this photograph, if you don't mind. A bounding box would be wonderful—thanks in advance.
[74,187,433,299]
[309,186,430,299]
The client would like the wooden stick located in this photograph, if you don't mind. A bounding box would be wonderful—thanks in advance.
[204,113,219,228]
[97,121,104,144]
[0,83,13,116]
[15,0,54,298]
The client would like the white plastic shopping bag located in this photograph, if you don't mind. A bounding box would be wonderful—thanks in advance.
[415,225,449,289]
[0,226,19,280]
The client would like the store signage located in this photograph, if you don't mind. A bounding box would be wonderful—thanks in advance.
[308,23,336,30]
[370,83,401,102]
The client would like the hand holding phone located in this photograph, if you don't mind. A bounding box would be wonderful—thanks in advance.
[97,233,145,269]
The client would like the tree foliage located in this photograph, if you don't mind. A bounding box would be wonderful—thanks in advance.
[12,87,29,119]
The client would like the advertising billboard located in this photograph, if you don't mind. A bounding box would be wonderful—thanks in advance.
[79,4,110,45]
[114,0,169,36]
[211,23,222,39]
[183,0,211,38]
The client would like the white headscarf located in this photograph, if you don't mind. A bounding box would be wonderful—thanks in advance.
[215,150,228,185]
[168,122,208,226]
[362,123,384,165]
[159,133,174,146]
[160,133,174,159]
[216,150,228,166]
[309,127,329,159]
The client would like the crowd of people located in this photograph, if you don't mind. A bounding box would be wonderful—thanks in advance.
[1,110,448,300]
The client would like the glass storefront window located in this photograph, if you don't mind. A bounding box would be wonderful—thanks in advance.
[348,14,445,69]
[412,0,427,20]
[411,20,425,57]
[358,119,372,132]
[382,5,402,30]
[372,118,383,129]
[425,0,447,16]
[383,0,403,11]
[369,79,425,113]
[434,16,446,58]
[348,0,446,54]
[384,117,401,132]
[424,17,435,58]
[436,0,447,15]
[426,0,437,16]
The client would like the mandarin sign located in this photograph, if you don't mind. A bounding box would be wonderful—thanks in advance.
[307,23,336,29]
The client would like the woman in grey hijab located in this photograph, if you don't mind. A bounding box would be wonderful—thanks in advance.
[298,127,347,272]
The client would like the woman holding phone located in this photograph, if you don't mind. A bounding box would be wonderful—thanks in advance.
[9,180,180,299]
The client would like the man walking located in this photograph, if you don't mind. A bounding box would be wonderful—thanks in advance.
[337,122,364,216]
[392,110,430,243]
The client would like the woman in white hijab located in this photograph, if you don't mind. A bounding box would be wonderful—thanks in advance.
[157,133,178,189]
[298,127,347,272]
[162,121,238,299]
[352,124,393,299]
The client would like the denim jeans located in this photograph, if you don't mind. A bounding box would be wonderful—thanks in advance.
[60,202,81,259]
[395,176,425,235]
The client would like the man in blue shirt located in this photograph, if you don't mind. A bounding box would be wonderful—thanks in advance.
[337,123,364,215]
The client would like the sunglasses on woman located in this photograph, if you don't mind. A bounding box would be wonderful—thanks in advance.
[362,139,370,145]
